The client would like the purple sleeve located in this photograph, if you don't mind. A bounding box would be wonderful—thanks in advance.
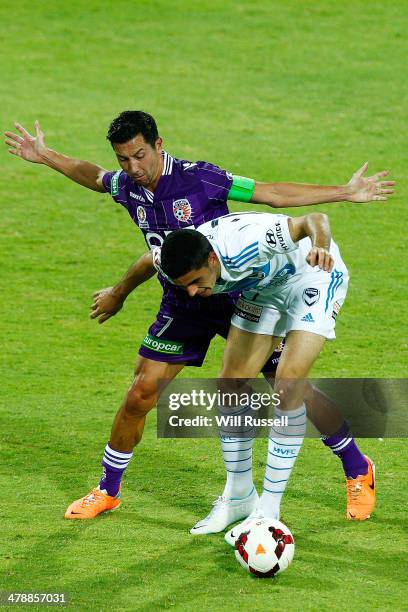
[101,171,115,194]
[196,161,233,204]
[101,170,128,207]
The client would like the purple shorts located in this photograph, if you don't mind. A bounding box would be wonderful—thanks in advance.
[138,289,283,372]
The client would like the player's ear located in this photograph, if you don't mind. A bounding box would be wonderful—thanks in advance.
[155,137,163,153]
[208,251,218,266]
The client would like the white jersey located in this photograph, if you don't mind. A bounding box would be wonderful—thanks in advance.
[197,212,349,340]
[198,211,325,296]
[154,211,348,339]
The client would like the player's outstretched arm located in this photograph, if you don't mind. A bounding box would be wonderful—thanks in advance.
[250,162,395,208]
[288,213,334,272]
[91,252,156,324]
[5,121,107,192]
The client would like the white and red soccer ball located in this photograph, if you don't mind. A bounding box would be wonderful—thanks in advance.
[234,518,295,578]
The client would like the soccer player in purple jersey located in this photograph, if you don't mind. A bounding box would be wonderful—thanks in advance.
[5,111,394,525]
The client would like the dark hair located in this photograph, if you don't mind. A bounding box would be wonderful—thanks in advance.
[106,111,159,147]
[161,230,213,279]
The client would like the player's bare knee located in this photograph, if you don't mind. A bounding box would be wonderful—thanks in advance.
[125,378,157,416]
[276,360,309,378]
[218,362,251,379]
[217,374,254,410]
[274,377,306,410]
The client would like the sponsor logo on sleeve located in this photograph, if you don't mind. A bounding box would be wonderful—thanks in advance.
[111,171,121,196]
[275,221,289,251]
[142,334,184,355]
[234,297,263,322]
[302,287,320,307]
[266,229,276,247]
[173,198,192,222]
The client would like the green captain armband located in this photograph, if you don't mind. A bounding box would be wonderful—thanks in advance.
[228,175,256,202]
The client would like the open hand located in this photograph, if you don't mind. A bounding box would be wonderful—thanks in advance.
[347,162,395,202]
[5,121,47,163]
[90,287,124,324]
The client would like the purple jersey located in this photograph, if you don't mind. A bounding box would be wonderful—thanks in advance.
[102,152,233,313]
[102,151,283,370]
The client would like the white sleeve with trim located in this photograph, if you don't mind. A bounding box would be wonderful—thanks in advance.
[151,247,174,284]
[258,214,298,257]
[152,247,162,272]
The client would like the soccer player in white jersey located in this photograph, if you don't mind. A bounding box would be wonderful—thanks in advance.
[157,211,376,541]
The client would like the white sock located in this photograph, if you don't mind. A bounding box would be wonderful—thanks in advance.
[258,404,306,518]
[221,436,255,499]
[219,404,255,499]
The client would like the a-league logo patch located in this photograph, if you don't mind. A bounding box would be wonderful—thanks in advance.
[302,287,320,306]
[266,229,276,247]
[173,198,192,222]
[137,205,149,228]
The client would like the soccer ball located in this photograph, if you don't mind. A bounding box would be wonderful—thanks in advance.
[234,518,295,578]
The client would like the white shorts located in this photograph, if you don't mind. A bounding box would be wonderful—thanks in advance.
[231,260,349,341]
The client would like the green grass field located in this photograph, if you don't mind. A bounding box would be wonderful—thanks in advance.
[1,1,407,609]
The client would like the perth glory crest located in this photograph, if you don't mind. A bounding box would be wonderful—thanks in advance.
[173,198,192,222]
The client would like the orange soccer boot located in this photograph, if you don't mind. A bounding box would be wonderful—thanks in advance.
[346,456,376,520]
[64,487,121,519]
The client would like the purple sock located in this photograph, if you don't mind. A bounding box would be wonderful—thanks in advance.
[322,423,368,479]
[99,443,133,496]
